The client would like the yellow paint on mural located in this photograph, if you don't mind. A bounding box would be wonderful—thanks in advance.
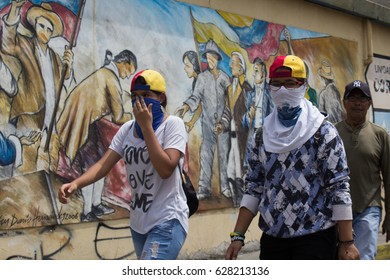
[218,10,254,27]
[192,18,251,74]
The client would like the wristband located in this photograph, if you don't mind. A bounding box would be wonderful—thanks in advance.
[230,231,245,246]
[338,239,354,245]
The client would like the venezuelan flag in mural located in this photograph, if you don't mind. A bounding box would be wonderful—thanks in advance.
[189,5,285,74]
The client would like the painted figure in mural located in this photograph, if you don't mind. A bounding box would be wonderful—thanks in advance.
[176,39,230,200]
[181,50,202,132]
[56,49,137,222]
[0,130,19,180]
[243,57,274,177]
[0,125,40,180]
[216,51,252,206]
[0,53,18,100]
[245,57,273,140]
[0,56,18,178]
[317,59,343,123]
[0,52,18,125]
[0,53,40,180]
[225,55,359,260]
[59,70,189,260]
[335,80,390,259]
[284,28,318,107]
[179,50,202,175]
[1,0,74,174]
[304,62,318,107]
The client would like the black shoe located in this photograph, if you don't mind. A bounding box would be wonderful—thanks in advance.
[92,203,115,216]
[80,212,99,222]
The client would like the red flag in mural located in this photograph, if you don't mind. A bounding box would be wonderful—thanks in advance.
[0,0,84,46]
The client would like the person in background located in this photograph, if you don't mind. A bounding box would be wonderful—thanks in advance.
[180,50,202,132]
[2,1,74,173]
[58,70,189,260]
[336,80,390,259]
[57,49,136,222]
[176,39,230,200]
[225,55,359,260]
[243,57,273,172]
[216,51,252,205]
[317,59,342,123]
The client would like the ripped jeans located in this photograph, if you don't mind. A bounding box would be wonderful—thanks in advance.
[130,219,187,260]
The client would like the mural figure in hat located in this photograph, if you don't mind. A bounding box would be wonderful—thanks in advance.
[176,39,231,201]
[216,51,253,206]
[244,57,274,159]
[181,50,202,132]
[317,59,343,123]
[0,52,40,180]
[56,49,137,222]
[1,0,74,174]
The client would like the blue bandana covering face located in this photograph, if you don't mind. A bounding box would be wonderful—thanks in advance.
[132,98,164,140]
[277,106,302,127]
[270,85,305,127]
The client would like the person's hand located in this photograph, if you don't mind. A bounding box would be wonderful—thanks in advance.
[175,104,189,118]
[185,121,195,132]
[63,46,74,79]
[283,28,291,42]
[58,182,78,204]
[214,123,223,135]
[338,243,360,260]
[20,130,41,145]
[248,106,255,120]
[132,96,152,129]
[225,241,243,260]
[11,0,27,8]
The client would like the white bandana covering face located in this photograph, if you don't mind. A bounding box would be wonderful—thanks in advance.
[270,84,306,108]
[263,85,325,153]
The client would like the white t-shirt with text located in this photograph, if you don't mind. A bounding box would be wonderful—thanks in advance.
[109,115,189,234]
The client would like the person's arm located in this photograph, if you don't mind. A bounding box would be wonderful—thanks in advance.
[225,207,256,260]
[6,0,25,23]
[58,149,121,204]
[2,0,25,55]
[323,125,359,259]
[337,220,359,260]
[0,59,17,97]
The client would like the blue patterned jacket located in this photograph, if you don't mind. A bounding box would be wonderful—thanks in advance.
[242,121,352,238]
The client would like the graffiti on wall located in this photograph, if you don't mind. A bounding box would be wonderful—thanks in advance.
[0,0,358,230]
[0,222,134,259]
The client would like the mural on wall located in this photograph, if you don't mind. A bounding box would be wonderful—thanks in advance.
[0,0,358,230]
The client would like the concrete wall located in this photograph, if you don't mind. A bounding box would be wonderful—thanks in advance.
[0,0,389,260]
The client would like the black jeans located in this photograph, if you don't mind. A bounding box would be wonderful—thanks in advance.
[260,226,338,260]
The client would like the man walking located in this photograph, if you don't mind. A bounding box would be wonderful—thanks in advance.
[336,80,390,259]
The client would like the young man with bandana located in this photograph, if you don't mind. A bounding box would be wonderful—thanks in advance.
[225,55,359,260]
[59,70,189,260]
